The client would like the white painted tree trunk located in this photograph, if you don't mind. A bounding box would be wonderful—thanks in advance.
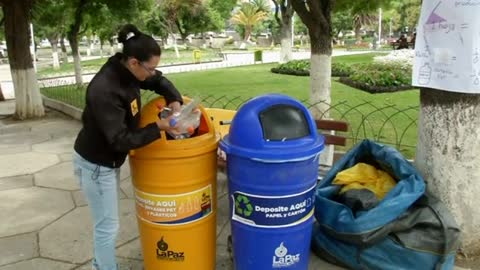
[173,37,180,58]
[73,54,83,84]
[0,84,4,101]
[13,68,44,119]
[310,54,333,166]
[51,43,60,70]
[3,0,45,119]
[279,24,293,64]
[60,38,69,64]
[415,89,480,256]
[110,45,115,56]
[309,54,331,119]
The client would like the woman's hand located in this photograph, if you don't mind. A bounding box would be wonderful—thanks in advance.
[156,118,171,131]
[168,101,182,114]
[156,117,182,136]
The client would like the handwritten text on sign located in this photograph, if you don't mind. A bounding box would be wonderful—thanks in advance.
[413,0,480,93]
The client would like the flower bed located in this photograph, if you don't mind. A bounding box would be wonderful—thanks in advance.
[271,51,416,93]
[339,62,413,93]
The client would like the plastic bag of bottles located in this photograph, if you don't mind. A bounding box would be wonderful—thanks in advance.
[158,99,201,140]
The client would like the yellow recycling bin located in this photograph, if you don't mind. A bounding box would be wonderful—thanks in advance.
[193,49,201,64]
[129,97,219,270]
[204,108,236,139]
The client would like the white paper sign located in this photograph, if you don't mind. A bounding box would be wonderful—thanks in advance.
[412,0,480,93]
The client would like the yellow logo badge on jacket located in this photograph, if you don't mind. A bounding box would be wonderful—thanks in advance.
[130,99,139,116]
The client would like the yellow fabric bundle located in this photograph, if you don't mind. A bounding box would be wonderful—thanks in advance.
[333,163,397,199]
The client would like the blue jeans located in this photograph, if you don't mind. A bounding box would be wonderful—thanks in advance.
[73,152,120,270]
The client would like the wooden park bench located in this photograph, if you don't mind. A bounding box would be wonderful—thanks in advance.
[205,108,349,173]
[389,41,414,50]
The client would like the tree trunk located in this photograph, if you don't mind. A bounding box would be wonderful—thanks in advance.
[291,0,333,165]
[2,1,45,119]
[354,24,362,44]
[0,85,4,101]
[60,34,69,64]
[415,88,480,256]
[49,38,60,69]
[291,0,332,118]
[273,1,294,63]
[279,21,292,63]
[309,30,333,167]
[109,39,115,56]
[308,30,332,119]
[171,34,180,58]
[244,26,252,42]
[67,0,87,85]
[89,37,95,55]
[68,36,83,84]
[86,40,91,56]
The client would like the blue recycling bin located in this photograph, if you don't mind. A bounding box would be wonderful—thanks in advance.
[219,94,324,270]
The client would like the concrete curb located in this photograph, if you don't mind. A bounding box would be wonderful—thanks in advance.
[42,95,82,120]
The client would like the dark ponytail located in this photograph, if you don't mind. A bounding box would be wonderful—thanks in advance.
[118,24,161,62]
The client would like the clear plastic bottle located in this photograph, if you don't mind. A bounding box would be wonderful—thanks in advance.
[164,99,202,140]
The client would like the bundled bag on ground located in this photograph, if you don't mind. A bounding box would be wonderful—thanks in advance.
[312,139,461,270]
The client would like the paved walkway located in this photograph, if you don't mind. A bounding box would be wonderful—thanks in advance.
[0,103,346,269]
[1,50,472,269]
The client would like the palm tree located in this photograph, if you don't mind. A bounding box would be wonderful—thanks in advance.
[251,0,270,13]
[353,13,377,43]
[231,2,268,41]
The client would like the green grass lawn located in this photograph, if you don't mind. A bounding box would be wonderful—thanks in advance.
[41,53,419,157]
[332,52,385,64]
[165,60,418,157]
[37,48,223,78]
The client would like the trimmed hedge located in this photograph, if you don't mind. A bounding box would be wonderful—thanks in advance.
[271,60,353,77]
[271,60,310,76]
[339,77,413,93]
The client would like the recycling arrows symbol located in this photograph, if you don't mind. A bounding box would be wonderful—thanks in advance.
[235,194,253,217]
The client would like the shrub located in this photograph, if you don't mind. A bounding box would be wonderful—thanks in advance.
[271,60,310,76]
[331,62,353,77]
[339,62,413,93]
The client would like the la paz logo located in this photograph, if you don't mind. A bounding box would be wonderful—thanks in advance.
[272,242,300,268]
[156,237,185,262]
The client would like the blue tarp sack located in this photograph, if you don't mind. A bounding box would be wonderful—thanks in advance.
[312,140,461,270]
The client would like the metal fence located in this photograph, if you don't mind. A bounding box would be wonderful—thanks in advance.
[41,84,419,158]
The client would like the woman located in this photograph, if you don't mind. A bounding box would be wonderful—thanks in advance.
[73,24,182,270]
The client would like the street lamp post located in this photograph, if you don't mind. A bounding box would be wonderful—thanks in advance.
[291,14,294,47]
[378,8,382,45]
[30,23,37,72]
